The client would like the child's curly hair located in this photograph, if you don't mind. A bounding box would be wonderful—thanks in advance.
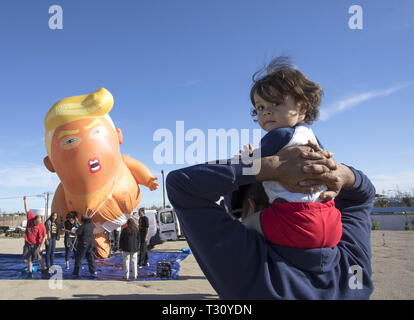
[250,56,324,124]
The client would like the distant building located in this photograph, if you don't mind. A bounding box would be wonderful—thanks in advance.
[371,207,414,230]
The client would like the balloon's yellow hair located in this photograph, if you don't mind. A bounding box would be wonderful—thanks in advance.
[44,87,115,157]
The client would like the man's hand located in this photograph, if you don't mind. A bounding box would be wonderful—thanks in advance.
[255,143,337,193]
[299,141,355,200]
[23,196,29,213]
[255,141,354,198]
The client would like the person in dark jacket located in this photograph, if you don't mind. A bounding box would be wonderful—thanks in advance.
[44,212,62,269]
[120,218,140,280]
[63,212,80,269]
[73,215,97,277]
[137,208,149,267]
[112,227,121,252]
[166,142,375,299]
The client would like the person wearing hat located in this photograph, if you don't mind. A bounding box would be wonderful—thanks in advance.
[23,196,49,279]
[166,142,375,299]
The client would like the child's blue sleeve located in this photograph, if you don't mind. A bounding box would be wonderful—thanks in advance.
[259,128,295,157]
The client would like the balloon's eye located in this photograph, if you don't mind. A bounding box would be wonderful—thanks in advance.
[60,135,81,150]
[65,138,77,145]
[89,125,107,139]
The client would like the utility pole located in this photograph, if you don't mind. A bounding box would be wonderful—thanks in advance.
[161,170,165,209]
[44,192,52,219]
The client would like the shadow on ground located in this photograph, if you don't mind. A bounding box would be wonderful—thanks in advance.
[35,293,218,300]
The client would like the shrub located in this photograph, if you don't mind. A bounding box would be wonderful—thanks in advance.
[371,220,381,230]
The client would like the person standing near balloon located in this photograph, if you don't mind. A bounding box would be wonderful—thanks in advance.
[43,87,159,258]
[73,215,97,277]
[63,212,79,269]
[22,196,49,279]
[44,211,62,269]
[119,218,140,280]
[137,208,150,267]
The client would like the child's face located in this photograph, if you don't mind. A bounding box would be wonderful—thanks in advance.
[253,93,306,132]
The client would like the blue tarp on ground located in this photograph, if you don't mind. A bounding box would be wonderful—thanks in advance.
[0,250,190,280]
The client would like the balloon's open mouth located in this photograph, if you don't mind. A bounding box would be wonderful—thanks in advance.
[88,158,101,173]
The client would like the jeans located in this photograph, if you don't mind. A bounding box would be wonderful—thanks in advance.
[122,251,138,279]
[138,241,148,266]
[64,237,76,262]
[73,243,96,275]
[45,238,56,268]
[113,230,120,251]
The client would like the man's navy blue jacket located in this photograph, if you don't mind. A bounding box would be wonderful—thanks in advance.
[166,162,375,299]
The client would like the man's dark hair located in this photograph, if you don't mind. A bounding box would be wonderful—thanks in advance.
[231,182,271,220]
[81,215,92,224]
[241,183,271,220]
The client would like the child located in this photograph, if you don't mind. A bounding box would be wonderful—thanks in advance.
[243,56,342,249]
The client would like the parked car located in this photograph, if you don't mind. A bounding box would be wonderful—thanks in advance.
[4,219,26,237]
[157,208,184,241]
[5,226,25,237]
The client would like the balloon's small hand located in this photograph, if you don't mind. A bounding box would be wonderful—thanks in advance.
[147,177,159,191]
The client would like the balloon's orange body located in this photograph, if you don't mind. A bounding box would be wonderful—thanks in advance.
[43,88,158,258]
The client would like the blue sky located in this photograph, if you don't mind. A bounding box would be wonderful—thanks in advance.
[0,0,413,212]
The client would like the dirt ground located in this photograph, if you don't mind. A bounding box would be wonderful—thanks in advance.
[0,230,412,300]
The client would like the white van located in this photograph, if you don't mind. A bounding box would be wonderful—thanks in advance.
[157,208,184,241]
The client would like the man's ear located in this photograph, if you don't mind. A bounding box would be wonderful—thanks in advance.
[116,128,123,145]
[247,198,257,216]
[43,156,55,173]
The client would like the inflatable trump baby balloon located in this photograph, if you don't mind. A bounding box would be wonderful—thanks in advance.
[43,88,158,258]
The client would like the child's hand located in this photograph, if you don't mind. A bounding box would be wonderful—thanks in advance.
[239,143,253,158]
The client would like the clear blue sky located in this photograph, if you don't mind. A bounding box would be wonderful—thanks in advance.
[0,0,413,212]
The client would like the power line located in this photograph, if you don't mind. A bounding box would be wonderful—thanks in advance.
[0,193,54,201]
